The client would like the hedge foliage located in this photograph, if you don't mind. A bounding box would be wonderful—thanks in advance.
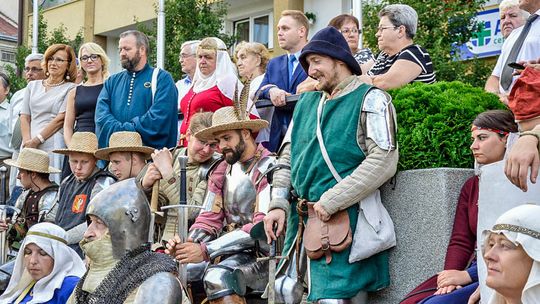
[390,81,507,171]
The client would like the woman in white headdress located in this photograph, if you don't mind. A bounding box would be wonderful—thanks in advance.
[179,37,257,146]
[0,222,86,303]
[483,204,540,304]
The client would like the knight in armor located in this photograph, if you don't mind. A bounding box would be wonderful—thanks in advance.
[48,132,116,257]
[67,178,182,304]
[94,131,153,181]
[166,105,275,304]
[1,148,60,247]
[263,27,399,303]
[141,111,221,244]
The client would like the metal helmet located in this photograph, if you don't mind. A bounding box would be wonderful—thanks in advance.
[86,178,150,259]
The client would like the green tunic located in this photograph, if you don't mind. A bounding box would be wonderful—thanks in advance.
[287,85,390,301]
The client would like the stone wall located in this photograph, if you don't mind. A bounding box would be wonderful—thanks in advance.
[369,168,474,304]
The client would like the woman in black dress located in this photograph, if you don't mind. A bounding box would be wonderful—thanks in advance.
[62,42,110,177]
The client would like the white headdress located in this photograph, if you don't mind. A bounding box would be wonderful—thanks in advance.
[483,204,540,304]
[0,222,86,303]
[191,37,243,101]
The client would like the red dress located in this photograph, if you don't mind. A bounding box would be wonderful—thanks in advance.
[179,85,233,146]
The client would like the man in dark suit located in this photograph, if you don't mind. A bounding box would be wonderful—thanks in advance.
[258,10,309,152]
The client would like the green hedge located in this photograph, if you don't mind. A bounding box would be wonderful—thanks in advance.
[390,81,507,171]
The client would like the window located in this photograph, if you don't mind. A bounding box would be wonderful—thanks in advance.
[1,51,16,63]
[233,13,273,49]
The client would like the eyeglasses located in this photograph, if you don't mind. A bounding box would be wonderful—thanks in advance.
[179,53,195,60]
[377,25,398,32]
[24,67,43,73]
[339,28,361,35]
[48,57,68,64]
[80,54,100,62]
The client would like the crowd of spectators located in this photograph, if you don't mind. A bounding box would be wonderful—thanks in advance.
[0,1,540,303]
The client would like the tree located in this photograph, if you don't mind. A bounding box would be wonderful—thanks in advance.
[139,0,232,80]
[362,0,493,88]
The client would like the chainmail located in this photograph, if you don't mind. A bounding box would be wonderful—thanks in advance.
[74,243,177,304]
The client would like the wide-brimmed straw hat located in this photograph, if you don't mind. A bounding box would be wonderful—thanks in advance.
[94,131,154,161]
[195,106,269,140]
[53,132,98,156]
[4,148,61,173]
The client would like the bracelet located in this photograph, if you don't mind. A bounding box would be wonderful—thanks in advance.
[36,134,45,144]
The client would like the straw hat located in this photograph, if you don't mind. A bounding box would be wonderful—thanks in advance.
[195,106,269,140]
[4,148,61,173]
[53,132,98,155]
[94,131,154,161]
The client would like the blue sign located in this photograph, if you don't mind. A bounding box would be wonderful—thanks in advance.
[457,7,505,60]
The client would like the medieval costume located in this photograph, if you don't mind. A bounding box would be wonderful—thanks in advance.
[182,105,274,303]
[179,37,240,146]
[0,223,86,304]
[483,204,540,304]
[67,178,182,304]
[95,63,178,149]
[269,27,398,302]
[153,147,221,243]
[49,132,116,256]
[4,148,61,245]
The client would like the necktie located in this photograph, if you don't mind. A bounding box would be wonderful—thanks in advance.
[501,14,538,91]
[288,55,297,82]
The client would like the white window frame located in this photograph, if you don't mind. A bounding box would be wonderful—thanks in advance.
[233,11,274,49]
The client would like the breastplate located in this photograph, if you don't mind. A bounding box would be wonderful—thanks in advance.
[223,163,257,226]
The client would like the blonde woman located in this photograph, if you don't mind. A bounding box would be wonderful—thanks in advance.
[63,42,110,146]
[235,41,271,144]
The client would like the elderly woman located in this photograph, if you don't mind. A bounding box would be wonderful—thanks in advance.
[235,41,271,144]
[401,110,518,304]
[328,14,375,73]
[179,37,240,146]
[20,44,77,184]
[0,222,86,303]
[363,4,435,90]
[483,204,540,304]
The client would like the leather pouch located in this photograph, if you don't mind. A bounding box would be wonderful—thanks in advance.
[303,203,352,264]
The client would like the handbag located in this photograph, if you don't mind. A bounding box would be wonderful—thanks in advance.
[303,201,352,264]
[313,94,396,264]
[348,189,396,262]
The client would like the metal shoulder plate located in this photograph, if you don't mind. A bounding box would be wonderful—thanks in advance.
[362,88,397,151]
[38,189,59,213]
[14,189,30,210]
[133,272,182,304]
[198,153,223,181]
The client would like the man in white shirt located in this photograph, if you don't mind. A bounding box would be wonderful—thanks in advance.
[485,0,540,103]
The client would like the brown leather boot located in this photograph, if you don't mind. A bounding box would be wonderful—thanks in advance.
[208,294,247,304]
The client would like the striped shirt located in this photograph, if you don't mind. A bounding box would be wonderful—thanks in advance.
[368,44,436,84]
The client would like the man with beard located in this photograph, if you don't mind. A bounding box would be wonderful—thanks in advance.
[165,105,275,304]
[67,178,182,304]
[95,30,178,150]
[263,27,398,303]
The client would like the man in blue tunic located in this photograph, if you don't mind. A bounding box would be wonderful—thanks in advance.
[95,30,178,150]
